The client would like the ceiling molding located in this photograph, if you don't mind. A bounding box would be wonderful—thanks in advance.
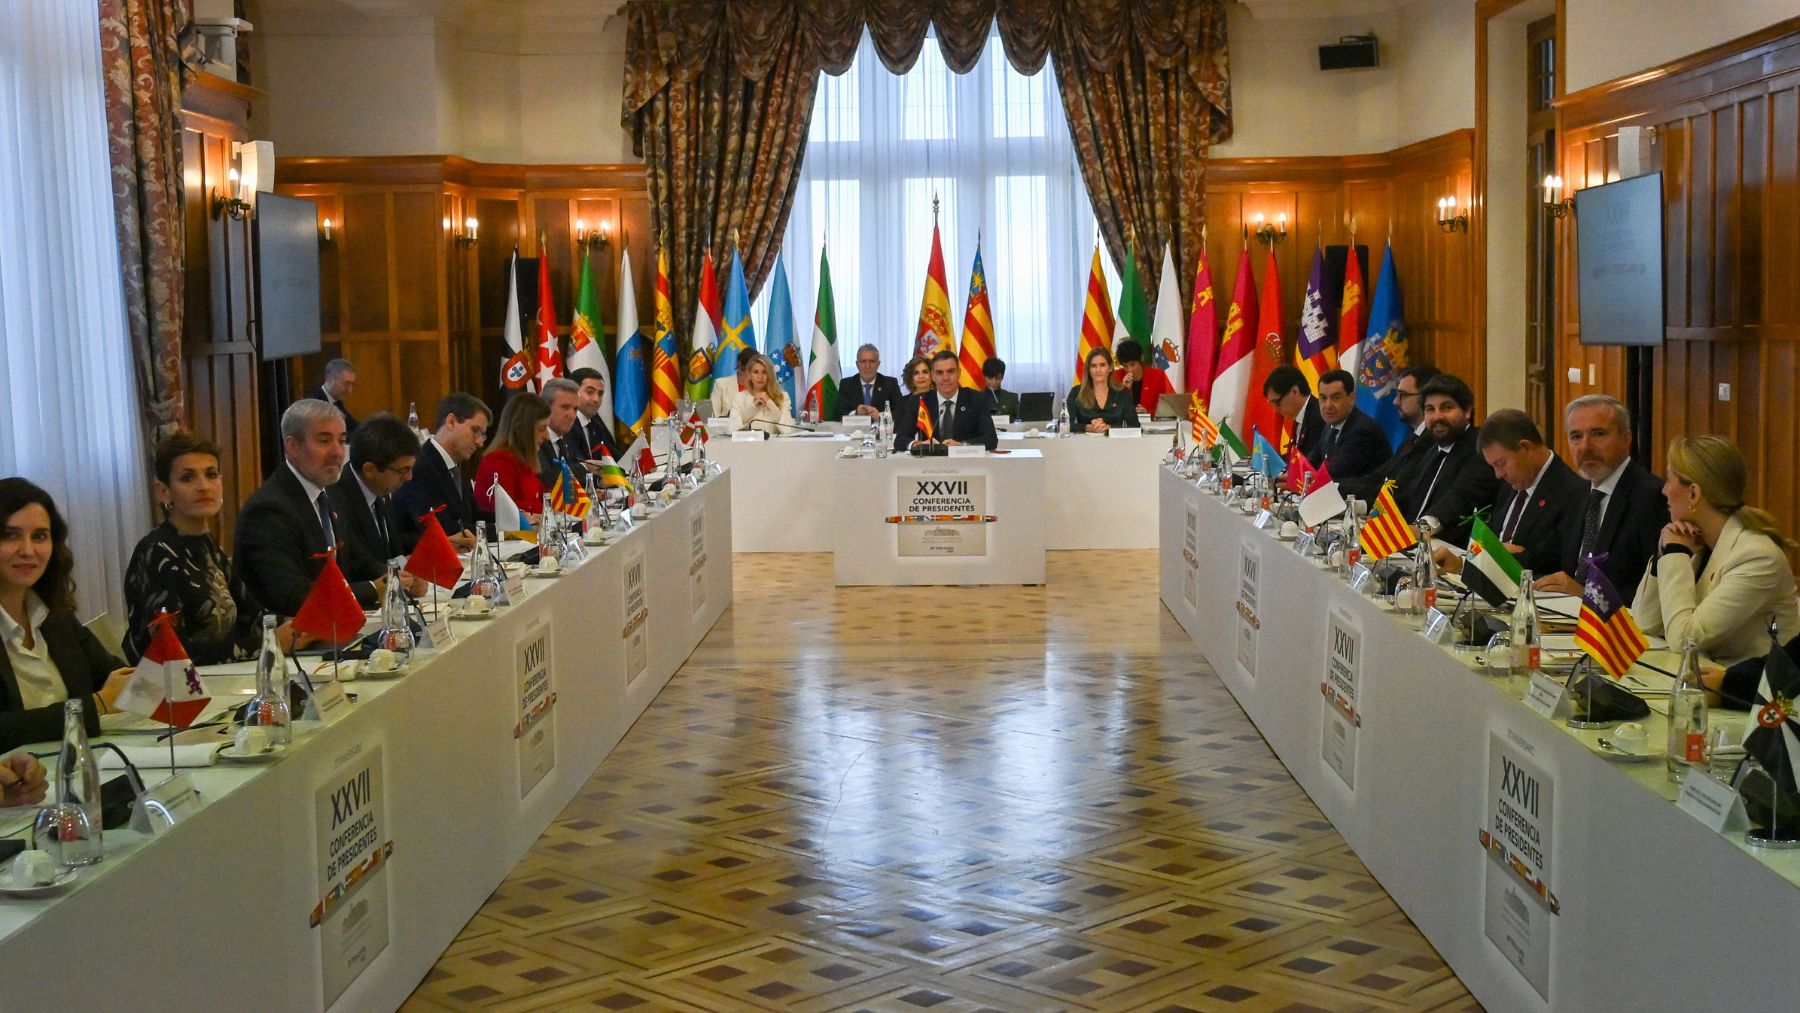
[1236,0,1400,20]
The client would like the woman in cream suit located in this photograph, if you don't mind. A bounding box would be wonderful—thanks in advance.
[1633,435,1799,671]
[726,353,794,434]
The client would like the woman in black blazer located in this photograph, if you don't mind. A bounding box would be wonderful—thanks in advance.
[0,478,130,751]
[1067,347,1141,433]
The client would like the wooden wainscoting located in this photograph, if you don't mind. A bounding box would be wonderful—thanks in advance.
[1557,16,1800,551]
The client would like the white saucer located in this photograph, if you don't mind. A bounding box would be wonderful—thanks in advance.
[0,869,77,897]
[357,663,409,680]
[528,569,563,579]
[1591,740,1655,763]
[452,608,497,621]
[219,743,287,764]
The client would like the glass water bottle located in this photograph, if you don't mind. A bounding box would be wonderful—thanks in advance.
[1508,571,1541,675]
[51,699,103,866]
[1667,636,1708,783]
[247,615,293,745]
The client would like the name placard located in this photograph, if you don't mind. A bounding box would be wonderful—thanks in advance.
[132,771,202,835]
[1348,563,1375,594]
[1252,509,1276,531]
[504,573,526,603]
[1420,608,1454,644]
[843,415,873,428]
[308,680,354,726]
[1107,428,1142,439]
[947,445,986,457]
[731,430,765,442]
[1676,772,1749,833]
[426,613,453,649]
[1293,531,1316,557]
[1523,671,1570,719]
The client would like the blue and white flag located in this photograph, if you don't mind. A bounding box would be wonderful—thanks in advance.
[763,257,801,411]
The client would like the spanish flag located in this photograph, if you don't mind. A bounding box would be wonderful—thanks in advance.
[912,219,953,359]
[916,396,935,443]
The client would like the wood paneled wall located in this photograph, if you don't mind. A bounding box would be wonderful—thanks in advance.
[274,158,652,423]
[1206,130,1479,397]
[1557,17,1800,545]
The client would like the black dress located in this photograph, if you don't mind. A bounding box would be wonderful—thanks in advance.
[122,521,257,665]
[1066,385,1141,431]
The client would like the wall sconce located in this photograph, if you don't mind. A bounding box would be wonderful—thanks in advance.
[1435,196,1469,232]
[211,166,254,221]
[1542,175,1575,219]
[1251,212,1287,245]
[320,217,335,246]
[575,218,610,250]
[456,216,479,247]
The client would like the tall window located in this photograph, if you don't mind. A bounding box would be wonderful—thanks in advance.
[766,29,1106,395]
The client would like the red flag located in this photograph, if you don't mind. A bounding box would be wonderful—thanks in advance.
[1284,449,1330,495]
[293,554,367,642]
[1245,244,1287,451]
[404,510,464,589]
[533,234,565,388]
[1184,248,1218,401]
[1206,251,1258,436]
[1337,241,1366,377]
[637,447,658,476]
[916,396,935,442]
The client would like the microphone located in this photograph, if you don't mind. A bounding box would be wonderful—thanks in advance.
[746,418,821,435]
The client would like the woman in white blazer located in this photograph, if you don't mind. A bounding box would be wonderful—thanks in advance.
[1633,434,1798,669]
[726,353,794,434]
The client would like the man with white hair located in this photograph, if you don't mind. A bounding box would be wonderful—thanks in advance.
[232,399,381,628]
[308,358,360,433]
[537,376,581,487]
[837,343,901,420]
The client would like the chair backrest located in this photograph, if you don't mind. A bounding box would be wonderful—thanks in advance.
[1017,392,1055,422]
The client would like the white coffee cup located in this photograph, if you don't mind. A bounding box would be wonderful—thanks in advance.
[366,648,398,673]
[1611,722,1649,754]
[235,725,273,755]
[333,660,359,682]
[13,849,55,886]
[537,556,560,575]
[1280,521,1301,538]
[464,594,489,614]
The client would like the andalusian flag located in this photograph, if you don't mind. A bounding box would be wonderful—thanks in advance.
[956,240,995,389]
[1150,242,1185,393]
[687,250,721,400]
[806,246,840,421]
[1216,416,1249,462]
[1337,239,1366,378]
[1359,481,1419,561]
[1114,244,1150,346]
[650,247,679,422]
[569,247,610,422]
[1206,250,1258,439]
[1296,244,1335,395]
[1247,244,1287,449]
[1576,557,1648,678]
[613,249,650,442]
[1185,245,1217,399]
[765,256,802,412]
[532,233,566,388]
[1075,243,1114,383]
[713,248,756,383]
[912,218,952,358]
[1463,518,1524,608]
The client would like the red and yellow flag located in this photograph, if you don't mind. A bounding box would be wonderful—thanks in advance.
[916,396,935,442]
[1075,243,1115,383]
[1184,247,1217,400]
[1359,481,1419,561]
[1188,391,1219,449]
[1337,240,1366,377]
[650,247,680,422]
[957,241,994,389]
[1575,557,1649,678]
[913,220,953,359]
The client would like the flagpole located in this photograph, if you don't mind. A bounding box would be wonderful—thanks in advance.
[158,610,176,776]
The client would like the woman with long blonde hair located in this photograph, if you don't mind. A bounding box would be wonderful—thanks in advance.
[1633,434,1798,673]
[725,352,794,434]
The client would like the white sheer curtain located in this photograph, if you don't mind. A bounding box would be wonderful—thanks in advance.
[0,1,150,625]
[760,28,1116,396]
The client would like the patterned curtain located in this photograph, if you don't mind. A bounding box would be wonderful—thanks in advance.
[622,0,1232,345]
[99,0,191,444]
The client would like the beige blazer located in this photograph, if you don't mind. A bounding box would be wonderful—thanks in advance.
[1632,513,1800,666]
[725,388,795,433]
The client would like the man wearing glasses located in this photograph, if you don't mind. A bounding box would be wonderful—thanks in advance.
[1338,365,1440,504]
[332,413,428,597]
[394,392,492,552]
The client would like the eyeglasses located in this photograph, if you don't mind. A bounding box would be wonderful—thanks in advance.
[381,463,415,479]
[1396,390,1421,401]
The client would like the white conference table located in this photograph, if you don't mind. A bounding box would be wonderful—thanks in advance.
[1158,466,1800,1011]
[706,425,1174,551]
[833,450,1046,586]
[0,473,734,1011]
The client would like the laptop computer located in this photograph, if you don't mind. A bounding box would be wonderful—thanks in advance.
[1017,392,1055,422]
[1154,392,1189,420]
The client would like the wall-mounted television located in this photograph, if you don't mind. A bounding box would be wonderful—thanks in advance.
[1574,172,1664,346]
[253,192,323,360]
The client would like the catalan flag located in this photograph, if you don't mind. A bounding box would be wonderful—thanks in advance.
[551,460,592,519]
[649,247,680,422]
[1575,556,1648,678]
[1075,243,1114,384]
[917,396,935,443]
[1359,481,1418,561]
[957,239,995,389]
[1188,392,1219,449]
[912,216,953,358]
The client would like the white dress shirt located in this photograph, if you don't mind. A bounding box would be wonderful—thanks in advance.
[0,593,68,710]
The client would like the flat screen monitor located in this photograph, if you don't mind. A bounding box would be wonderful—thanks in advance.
[253,192,323,360]
[1574,172,1664,346]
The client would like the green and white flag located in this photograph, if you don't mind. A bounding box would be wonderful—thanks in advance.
[1114,244,1151,346]
[805,246,840,421]
[1463,517,1523,607]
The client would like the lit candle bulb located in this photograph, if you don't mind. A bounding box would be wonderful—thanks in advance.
[322,217,333,242]
[1276,213,1287,234]
[227,167,241,200]
[576,218,586,240]
[465,216,479,241]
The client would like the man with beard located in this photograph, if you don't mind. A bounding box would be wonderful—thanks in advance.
[1339,365,1438,505]
[1533,394,1668,597]
[1396,374,1498,547]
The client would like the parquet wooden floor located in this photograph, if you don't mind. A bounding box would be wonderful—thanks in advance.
[405,551,1480,1012]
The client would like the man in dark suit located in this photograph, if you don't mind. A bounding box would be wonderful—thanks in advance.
[1397,374,1500,547]
[892,349,999,451]
[981,358,1019,417]
[1262,364,1324,463]
[1435,409,1586,578]
[537,377,582,487]
[1339,366,1439,504]
[233,399,381,624]
[330,414,428,597]
[1310,368,1390,482]
[393,392,490,553]
[839,343,904,420]
[565,367,621,461]
[306,357,359,433]
[1535,394,1669,597]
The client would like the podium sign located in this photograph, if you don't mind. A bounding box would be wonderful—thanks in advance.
[896,473,989,557]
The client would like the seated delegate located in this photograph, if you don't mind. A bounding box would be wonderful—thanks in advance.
[725,352,796,433]
[891,349,1000,451]
[474,393,550,527]
[1066,348,1140,434]
[0,478,131,752]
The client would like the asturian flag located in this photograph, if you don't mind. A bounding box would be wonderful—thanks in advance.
[1356,243,1412,448]
[687,250,722,400]
[1296,244,1335,395]
[614,249,651,442]
[806,246,841,422]
[498,248,532,391]
[714,248,756,382]
[764,256,802,412]
[1150,242,1185,392]
[115,613,211,728]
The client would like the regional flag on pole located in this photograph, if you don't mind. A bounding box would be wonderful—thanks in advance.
[1216,416,1250,462]
[1207,249,1258,441]
[956,239,995,389]
[614,248,651,443]
[1336,237,1366,379]
[1359,481,1419,561]
[650,247,680,422]
[1114,245,1150,346]
[714,247,756,383]
[1246,244,1287,451]
[1463,518,1524,608]
[913,214,953,359]
[499,248,533,391]
[533,233,566,388]
[764,256,802,412]
[1744,643,1800,797]
[1150,242,1185,392]
[806,246,841,421]
[593,447,631,490]
[115,613,210,728]
[916,396,935,443]
[1185,244,1217,400]
[404,510,464,589]
[1075,243,1115,384]
[1188,392,1219,449]
[551,460,593,519]
[292,554,367,644]
[1356,242,1412,448]
[570,247,611,423]
[687,250,721,400]
[1575,556,1648,678]
[1296,244,1335,395]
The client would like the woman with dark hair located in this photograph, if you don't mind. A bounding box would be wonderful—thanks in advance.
[123,433,304,665]
[474,393,550,526]
[902,356,932,395]
[1067,347,1139,434]
[0,478,132,750]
